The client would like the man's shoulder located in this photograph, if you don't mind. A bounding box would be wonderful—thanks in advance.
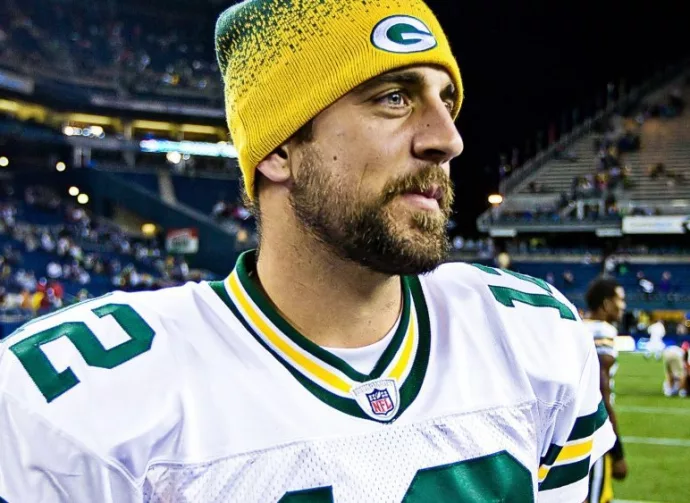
[0,282,214,455]
[422,263,592,396]
[582,319,618,337]
[422,261,579,329]
[582,319,618,360]
[425,261,558,292]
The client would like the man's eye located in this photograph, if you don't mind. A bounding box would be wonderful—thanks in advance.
[380,91,408,107]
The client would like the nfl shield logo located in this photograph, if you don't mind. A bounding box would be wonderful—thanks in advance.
[366,388,394,416]
[352,378,400,421]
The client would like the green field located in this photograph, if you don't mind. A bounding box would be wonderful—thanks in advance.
[612,352,690,503]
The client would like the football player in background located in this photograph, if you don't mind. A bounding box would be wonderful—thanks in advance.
[645,318,667,360]
[584,277,629,503]
[0,1,614,501]
[661,342,689,397]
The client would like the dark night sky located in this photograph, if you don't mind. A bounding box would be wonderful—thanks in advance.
[427,1,687,234]
[206,1,688,235]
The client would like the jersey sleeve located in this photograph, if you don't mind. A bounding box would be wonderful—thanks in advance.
[590,322,617,359]
[0,291,169,502]
[537,341,616,502]
[0,378,140,503]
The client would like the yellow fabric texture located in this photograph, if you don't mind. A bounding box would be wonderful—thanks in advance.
[215,0,463,200]
[601,454,614,503]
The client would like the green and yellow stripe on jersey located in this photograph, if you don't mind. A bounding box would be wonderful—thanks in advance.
[209,251,431,422]
[539,400,609,490]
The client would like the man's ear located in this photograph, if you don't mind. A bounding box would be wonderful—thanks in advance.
[602,298,613,313]
[256,144,292,183]
[256,145,291,183]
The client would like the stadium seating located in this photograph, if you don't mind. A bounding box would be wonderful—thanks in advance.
[508,260,690,311]
[620,88,690,203]
[0,0,221,103]
[513,138,603,198]
[115,171,160,196]
[171,175,240,215]
[490,71,689,225]
[110,170,243,216]
[0,182,217,335]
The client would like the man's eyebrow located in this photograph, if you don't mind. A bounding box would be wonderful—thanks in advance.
[354,70,426,95]
[355,70,458,104]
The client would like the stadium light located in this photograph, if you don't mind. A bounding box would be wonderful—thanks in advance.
[63,126,75,136]
[488,194,503,205]
[56,161,66,172]
[68,186,80,197]
[141,223,156,236]
[77,193,89,205]
[166,151,182,164]
[0,156,8,167]
[89,125,104,137]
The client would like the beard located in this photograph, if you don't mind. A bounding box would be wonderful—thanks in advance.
[289,147,454,276]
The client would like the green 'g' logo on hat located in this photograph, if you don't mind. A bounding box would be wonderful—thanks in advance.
[371,15,437,54]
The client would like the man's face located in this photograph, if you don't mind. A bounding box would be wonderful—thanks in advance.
[608,286,627,323]
[287,65,464,275]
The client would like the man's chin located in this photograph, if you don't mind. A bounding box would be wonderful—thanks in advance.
[386,203,447,233]
[364,233,449,276]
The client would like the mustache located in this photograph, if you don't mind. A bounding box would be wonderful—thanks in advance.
[382,166,455,210]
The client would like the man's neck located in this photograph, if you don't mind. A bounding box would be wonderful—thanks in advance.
[254,238,403,350]
[589,310,612,323]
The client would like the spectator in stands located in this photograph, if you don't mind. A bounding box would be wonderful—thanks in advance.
[495,252,511,270]
[75,289,91,302]
[648,162,665,180]
[617,130,640,153]
[645,319,667,360]
[1,0,223,101]
[647,162,684,186]
[528,181,544,193]
[558,192,569,210]
[554,145,578,162]
[14,269,37,292]
[659,271,673,299]
[2,245,21,266]
[562,270,575,287]
[211,200,229,220]
[46,261,62,279]
[637,271,655,298]
[0,181,218,319]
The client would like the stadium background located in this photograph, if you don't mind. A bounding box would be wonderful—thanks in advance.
[0,0,688,501]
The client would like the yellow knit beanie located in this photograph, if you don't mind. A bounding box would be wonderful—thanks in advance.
[215,0,463,200]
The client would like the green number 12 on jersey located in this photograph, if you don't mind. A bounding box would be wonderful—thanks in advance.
[472,264,577,321]
[8,303,155,402]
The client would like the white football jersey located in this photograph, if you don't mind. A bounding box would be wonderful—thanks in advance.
[0,253,614,502]
[583,319,618,403]
[583,320,618,361]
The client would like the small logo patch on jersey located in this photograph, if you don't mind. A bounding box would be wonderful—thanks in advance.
[371,16,437,54]
[351,378,400,422]
[367,389,394,416]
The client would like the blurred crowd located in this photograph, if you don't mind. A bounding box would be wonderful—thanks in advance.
[0,0,221,101]
[0,182,209,318]
[210,199,258,250]
[493,82,688,225]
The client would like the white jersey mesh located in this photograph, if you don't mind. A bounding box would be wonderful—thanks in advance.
[143,402,539,503]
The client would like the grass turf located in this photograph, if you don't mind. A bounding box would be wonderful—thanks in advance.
[612,352,690,502]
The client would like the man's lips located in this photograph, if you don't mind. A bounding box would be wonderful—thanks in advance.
[400,191,441,211]
[405,184,443,201]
